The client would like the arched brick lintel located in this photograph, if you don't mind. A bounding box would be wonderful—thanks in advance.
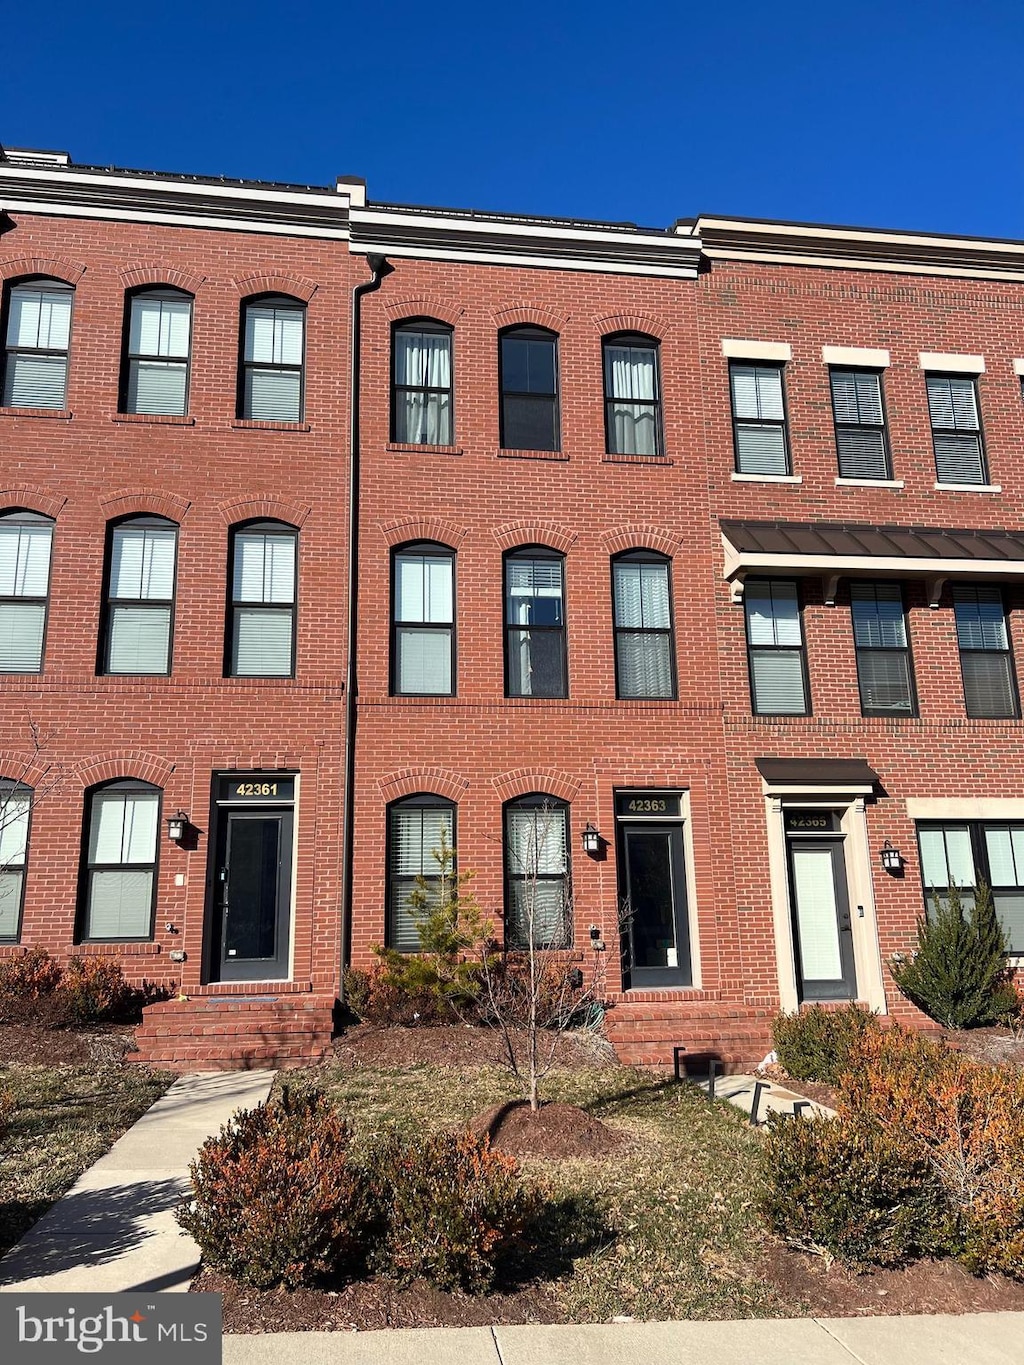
[601,527,682,557]
[379,517,469,550]
[233,272,318,303]
[0,751,56,789]
[492,304,567,332]
[492,522,577,554]
[119,265,206,295]
[218,496,310,529]
[74,753,176,791]
[593,312,671,341]
[377,768,470,805]
[383,298,464,327]
[99,489,192,522]
[0,488,67,519]
[492,769,581,804]
[0,257,86,286]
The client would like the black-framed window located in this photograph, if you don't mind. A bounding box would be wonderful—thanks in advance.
[80,781,160,941]
[504,794,571,948]
[604,333,661,456]
[745,578,809,715]
[387,795,455,952]
[926,373,986,484]
[0,510,54,673]
[499,326,559,451]
[227,522,297,677]
[850,581,916,716]
[240,295,305,422]
[121,288,192,416]
[917,821,1024,953]
[612,552,676,699]
[830,369,891,480]
[0,779,32,941]
[505,548,566,698]
[953,583,1018,718]
[2,278,73,409]
[102,517,177,675]
[730,362,790,475]
[392,319,452,445]
[392,542,454,695]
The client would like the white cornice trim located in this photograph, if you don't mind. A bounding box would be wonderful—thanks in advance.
[699,246,1024,283]
[694,216,1024,258]
[353,206,691,250]
[722,548,1024,581]
[0,163,354,210]
[348,238,699,278]
[0,198,350,239]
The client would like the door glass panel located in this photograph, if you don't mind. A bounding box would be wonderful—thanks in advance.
[791,845,843,981]
[626,830,677,969]
[225,817,280,961]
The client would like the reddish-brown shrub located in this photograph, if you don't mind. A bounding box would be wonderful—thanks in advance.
[0,948,62,1016]
[176,1086,367,1290]
[55,958,137,1023]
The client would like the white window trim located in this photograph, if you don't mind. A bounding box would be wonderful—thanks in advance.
[835,477,904,488]
[721,338,792,362]
[731,472,802,484]
[919,352,985,374]
[1013,359,1024,377]
[822,345,890,368]
[933,482,1001,493]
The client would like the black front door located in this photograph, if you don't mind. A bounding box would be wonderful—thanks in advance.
[787,838,857,1001]
[213,809,293,981]
[620,824,692,987]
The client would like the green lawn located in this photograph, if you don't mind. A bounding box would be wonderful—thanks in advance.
[295,1062,796,1321]
[0,1064,173,1258]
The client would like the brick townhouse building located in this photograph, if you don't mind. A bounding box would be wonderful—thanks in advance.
[1,142,1023,1066]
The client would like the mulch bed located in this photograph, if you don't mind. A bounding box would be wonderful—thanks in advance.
[764,1244,1024,1316]
[467,1100,626,1159]
[331,1021,617,1071]
[194,1268,563,1333]
[0,1022,137,1066]
[943,1025,1024,1069]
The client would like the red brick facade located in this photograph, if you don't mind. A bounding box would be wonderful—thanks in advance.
[2,147,1023,1065]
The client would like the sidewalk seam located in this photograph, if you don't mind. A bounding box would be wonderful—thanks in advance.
[489,1325,506,1365]
[814,1316,872,1364]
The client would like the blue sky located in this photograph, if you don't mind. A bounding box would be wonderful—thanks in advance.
[3,0,1023,237]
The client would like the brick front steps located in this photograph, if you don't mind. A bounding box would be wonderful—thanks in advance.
[603,1000,774,1073]
[130,993,338,1070]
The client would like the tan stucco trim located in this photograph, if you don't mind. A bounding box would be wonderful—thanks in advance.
[721,338,792,362]
[919,351,985,374]
[822,345,890,368]
[906,798,1024,820]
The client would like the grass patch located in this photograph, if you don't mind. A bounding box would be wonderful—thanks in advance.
[0,1064,173,1257]
[292,1062,795,1321]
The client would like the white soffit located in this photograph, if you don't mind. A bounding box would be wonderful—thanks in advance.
[720,338,792,362]
[821,345,890,368]
[918,351,985,374]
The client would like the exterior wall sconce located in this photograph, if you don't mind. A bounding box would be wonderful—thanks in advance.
[166,811,189,843]
[879,840,903,874]
[581,823,602,856]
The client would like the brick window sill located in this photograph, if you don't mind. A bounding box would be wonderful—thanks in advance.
[497,448,569,461]
[603,452,674,466]
[731,471,802,484]
[112,412,195,426]
[387,441,463,455]
[76,941,162,955]
[232,419,311,433]
[934,481,1002,493]
[0,406,72,420]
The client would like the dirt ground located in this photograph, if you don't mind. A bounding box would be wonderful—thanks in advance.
[0,1022,137,1066]
[467,1099,627,1159]
[331,1020,617,1071]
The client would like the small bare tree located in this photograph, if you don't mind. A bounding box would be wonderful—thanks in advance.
[477,801,611,1112]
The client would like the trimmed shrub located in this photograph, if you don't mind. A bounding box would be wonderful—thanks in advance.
[762,1114,952,1267]
[363,1127,541,1293]
[343,953,453,1026]
[0,947,62,1019]
[890,882,1009,1029]
[55,958,137,1024]
[771,1004,882,1086]
[840,1026,1024,1278]
[176,1087,368,1290]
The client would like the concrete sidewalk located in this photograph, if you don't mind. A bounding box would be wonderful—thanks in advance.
[223,1316,1024,1365]
[0,1070,273,1294]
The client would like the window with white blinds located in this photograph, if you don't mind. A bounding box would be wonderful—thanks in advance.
[83,784,160,940]
[0,781,31,940]
[392,320,453,445]
[604,334,661,456]
[830,370,891,480]
[612,553,675,699]
[505,550,566,697]
[730,363,790,475]
[242,296,305,422]
[745,579,809,714]
[104,520,177,674]
[918,820,1024,953]
[124,290,192,416]
[393,545,455,695]
[0,514,53,673]
[953,584,1018,718]
[3,281,73,409]
[504,796,571,948]
[229,525,297,677]
[850,582,915,715]
[926,374,986,484]
[387,797,455,951]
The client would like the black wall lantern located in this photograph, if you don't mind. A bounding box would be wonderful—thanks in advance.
[581,823,602,856]
[879,840,903,874]
[166,811,189,843]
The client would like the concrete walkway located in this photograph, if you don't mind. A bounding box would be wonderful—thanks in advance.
[223,1316,1024,1365]
[0,1070,273,1294]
